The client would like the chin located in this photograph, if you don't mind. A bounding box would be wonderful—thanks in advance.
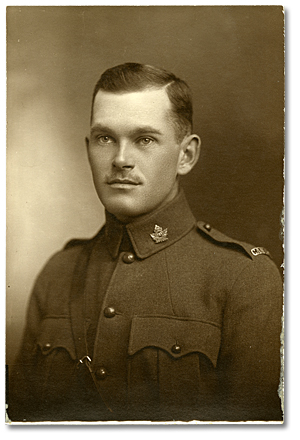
[101,197,144,221]
[109,207,144,223]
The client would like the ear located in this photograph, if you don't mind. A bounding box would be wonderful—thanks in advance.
[177,134,201,176]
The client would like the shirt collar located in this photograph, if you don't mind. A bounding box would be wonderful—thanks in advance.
[104,189,196,259]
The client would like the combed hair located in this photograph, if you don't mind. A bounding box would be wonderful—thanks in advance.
[91,63,193,140]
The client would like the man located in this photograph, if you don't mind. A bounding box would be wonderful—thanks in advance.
[7,63,283,422]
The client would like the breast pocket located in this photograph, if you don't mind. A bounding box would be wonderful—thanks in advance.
[127,316,221,419]
[36,317,77,401]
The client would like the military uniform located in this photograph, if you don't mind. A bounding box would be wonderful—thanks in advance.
[7,190,283,422]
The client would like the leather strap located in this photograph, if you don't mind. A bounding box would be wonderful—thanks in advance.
[68,239,113,413]
[69,241,94,361]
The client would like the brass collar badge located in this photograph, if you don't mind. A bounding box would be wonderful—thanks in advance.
[150,224,168,243]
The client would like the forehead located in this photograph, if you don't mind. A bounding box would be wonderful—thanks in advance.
[92,88,173,127]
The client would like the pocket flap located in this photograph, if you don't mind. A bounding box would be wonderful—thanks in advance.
[37,317,76,360]
[128,316,221,367]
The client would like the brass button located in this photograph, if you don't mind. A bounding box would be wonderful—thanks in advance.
[171,344,181,354]
[122,252,135,264]
[43,343,52,351]
[204,223,211,232]
[104,306,116,318]
[95,367,107,380]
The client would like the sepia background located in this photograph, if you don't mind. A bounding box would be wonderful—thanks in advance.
[6,6,284,365]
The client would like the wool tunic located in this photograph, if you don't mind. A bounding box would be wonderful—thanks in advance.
[7,190,283,422]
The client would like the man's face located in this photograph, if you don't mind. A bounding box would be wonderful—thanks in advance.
[87,88,185,222]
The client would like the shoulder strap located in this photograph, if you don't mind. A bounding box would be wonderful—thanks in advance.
[197,221,272,260]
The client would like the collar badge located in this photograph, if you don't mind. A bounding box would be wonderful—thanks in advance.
[150,224,168,244]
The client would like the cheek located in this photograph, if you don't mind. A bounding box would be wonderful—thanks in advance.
[89,152,109,174]
[152,153,179,178]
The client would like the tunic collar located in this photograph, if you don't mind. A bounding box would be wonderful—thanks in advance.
[104,189,196,259]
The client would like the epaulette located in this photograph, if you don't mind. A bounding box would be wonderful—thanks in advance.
[64,238,92,250]
[197,221,272,260]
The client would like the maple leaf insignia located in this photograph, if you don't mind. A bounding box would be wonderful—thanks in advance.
[150,224,168,243]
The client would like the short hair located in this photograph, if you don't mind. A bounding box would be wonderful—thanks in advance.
[91,62,193,141]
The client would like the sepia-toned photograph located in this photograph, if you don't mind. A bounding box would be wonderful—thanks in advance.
[6,5,284,424]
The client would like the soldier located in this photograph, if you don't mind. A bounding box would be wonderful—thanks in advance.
[7,63,283,422]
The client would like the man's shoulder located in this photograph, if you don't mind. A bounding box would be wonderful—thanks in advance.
[63,236,96,251]
[192,221,282,291]
[63,226,105,251]
[194,220,274,264]
[38,229,103,277]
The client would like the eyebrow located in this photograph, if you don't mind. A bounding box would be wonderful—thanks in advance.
[90,123,163,137]
[129,126,163,136]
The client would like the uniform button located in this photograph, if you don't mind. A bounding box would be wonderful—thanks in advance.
[171,344,181,354]
[104,306,116,318]
[42,343,52,353]
[204,223,211,232]
[95,367,107,380]
[122,252,135,264]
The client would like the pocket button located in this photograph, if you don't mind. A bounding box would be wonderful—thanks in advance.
[171,344,181,354]
[104,306,116,318]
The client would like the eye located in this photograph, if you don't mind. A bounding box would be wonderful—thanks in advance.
[138,137,154,146]
[97,135,114,144]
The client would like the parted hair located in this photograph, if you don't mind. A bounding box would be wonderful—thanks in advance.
[91,62,193,140]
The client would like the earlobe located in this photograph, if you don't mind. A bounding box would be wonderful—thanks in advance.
[177,135,201,176]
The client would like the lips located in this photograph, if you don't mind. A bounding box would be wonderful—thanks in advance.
[107,178,140,185]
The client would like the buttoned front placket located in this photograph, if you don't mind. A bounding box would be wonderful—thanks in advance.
[81,190,197,415]
[91,245,178,413]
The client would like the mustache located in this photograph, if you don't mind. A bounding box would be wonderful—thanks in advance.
[106,173,142,185]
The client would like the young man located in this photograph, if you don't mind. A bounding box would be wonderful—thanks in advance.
[8,63,283,422]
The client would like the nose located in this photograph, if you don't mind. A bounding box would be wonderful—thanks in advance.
[112,142,134,170]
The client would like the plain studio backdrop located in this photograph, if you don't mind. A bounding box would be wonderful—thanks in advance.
[6,6,284,365]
